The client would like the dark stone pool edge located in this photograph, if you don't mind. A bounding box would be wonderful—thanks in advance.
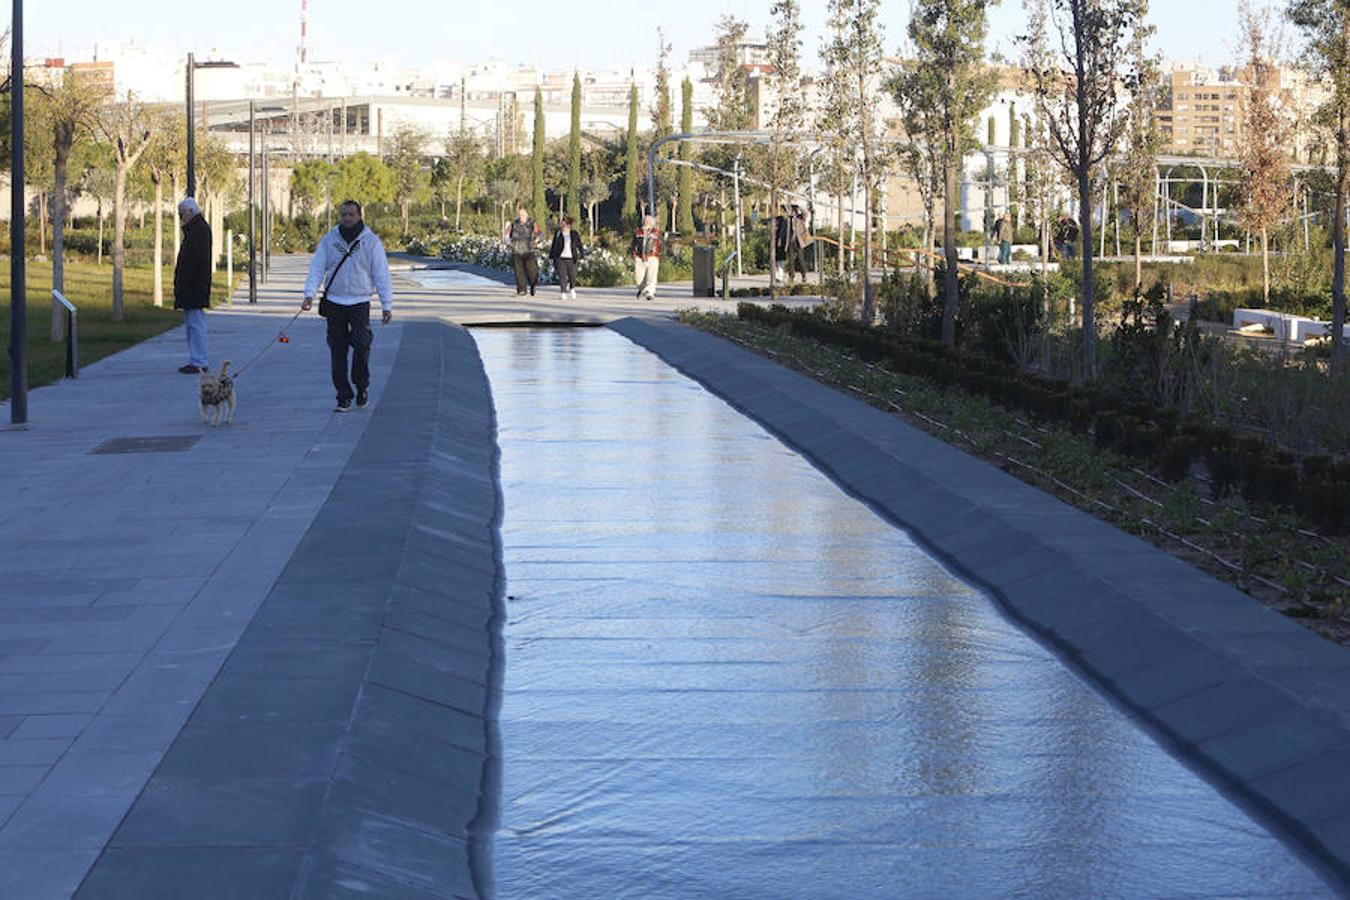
[610,315,1350,895]
[76,321,504,900]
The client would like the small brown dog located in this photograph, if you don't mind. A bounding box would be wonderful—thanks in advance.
[199,361,236,426]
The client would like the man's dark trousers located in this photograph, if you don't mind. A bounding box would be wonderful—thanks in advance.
[512,253,538,294]
[326,301,373,402]
[786,241,807,279]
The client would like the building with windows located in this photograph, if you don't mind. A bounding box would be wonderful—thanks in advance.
[1155,64,1328,162]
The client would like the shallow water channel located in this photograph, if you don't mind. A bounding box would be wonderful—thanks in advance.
[477,327,1331,898]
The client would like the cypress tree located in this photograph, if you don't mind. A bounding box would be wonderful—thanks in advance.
[568,74,582,218]
[677,78,695,234]
[532,88,547,228]
[623,83,640,231]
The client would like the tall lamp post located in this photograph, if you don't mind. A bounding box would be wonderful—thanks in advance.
[247,100,257,303]
[9,0,27,425]
[185,53,238,197]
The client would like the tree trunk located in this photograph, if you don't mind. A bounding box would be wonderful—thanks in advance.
[113,167,128,322]
[402,199,410,236]
[51,143,72,342]
[1261,225,1269,305]
[861,181,873,322]
[769,184,778,300]
[97,204,104,265]
[1134,230,1142,293]
[922,220,934,293]
[153,176,165,307]
[171,173,182,260]
[941,158,960,347]
[209,194,223,270]
[455,174,464,231]
[1078,168,1096,380]
[1332,153,1347,376]
[39,191,47,255]
[836,159,845,276]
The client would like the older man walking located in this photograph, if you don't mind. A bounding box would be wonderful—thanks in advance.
[173,197,213,373]
[302,200,393,412]
[502,207,541,296]
[631,214,662,301]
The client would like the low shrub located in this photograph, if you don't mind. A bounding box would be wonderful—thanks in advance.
[734,302,1346,531]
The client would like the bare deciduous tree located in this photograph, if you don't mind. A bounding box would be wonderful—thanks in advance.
[823,0,885,321]
[766,0,804,299]
[141,109,183,308]
[895,0,996,344]
[1024,0,1146,379]
[1238,2,1295,306]
[96,93,157,321]
[1289,0,1350,373]
[1117,14,1162,291]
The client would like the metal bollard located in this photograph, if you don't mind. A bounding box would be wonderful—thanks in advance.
[226,229,233,305]
[51,289,78,379]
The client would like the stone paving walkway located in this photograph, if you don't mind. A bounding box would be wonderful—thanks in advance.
[0,258,402,896]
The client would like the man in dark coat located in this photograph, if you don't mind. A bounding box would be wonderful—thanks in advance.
[173,197,213,373]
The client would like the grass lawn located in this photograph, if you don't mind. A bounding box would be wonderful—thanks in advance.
[0,260,238,401]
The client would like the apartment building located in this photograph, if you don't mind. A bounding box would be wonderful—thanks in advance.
[1156,66,1245,157]
[1155,64,1328,162]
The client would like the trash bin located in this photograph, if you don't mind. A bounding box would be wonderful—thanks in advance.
[692,244,716,298]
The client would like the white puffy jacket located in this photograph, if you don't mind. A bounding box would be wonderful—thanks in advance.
[303,226,393,312]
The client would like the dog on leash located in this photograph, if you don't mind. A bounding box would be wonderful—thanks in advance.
[199,361,236,426]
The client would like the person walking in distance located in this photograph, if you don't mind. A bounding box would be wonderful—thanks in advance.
[995,213,1014,266]
[631,214,662,301]
[301,200,393,412]
[502,207,541,296]
[549,216,585,301]
[173,197,213,374]
[772,205,789,281]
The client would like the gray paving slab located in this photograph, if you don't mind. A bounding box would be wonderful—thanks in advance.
[0,255,402,893]
[75,320,502,899]
[610,314,1350,891]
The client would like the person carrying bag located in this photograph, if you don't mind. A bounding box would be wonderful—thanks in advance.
[301,199,393,412]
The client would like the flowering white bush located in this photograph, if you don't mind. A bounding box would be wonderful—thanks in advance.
[578,246,628,287]
[438,235,518,271]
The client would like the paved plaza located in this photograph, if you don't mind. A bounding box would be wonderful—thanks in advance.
[0,256,1345,897]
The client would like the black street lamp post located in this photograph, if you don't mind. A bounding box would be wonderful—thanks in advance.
[248,100,257,303]
[185,53,238,198]
[9,0,27,425]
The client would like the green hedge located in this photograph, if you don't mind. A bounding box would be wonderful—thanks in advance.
[736,303,1350,533]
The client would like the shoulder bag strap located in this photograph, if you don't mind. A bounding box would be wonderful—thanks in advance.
[320,239,361,301]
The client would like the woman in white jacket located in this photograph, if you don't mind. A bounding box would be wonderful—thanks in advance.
[301,200,394,411]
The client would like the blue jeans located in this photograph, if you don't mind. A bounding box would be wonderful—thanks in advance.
[183,308,208,368]
[998,241,1012,265]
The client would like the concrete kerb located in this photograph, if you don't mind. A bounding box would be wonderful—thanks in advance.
[608,315,1350,892]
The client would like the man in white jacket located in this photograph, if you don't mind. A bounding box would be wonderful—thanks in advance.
[301,200,394,411]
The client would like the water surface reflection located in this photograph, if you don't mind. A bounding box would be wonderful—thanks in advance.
[479,328,1329,899]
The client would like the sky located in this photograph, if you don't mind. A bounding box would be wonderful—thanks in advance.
[12,0,1259,73]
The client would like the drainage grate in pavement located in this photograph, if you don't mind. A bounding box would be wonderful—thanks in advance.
[91,435,202,455]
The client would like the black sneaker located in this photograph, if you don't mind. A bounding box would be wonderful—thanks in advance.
[179,364,203,374]
[355,389,369,408]
[334,399,353,413]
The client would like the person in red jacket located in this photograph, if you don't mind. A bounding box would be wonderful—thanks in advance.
[631,215,662,301]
